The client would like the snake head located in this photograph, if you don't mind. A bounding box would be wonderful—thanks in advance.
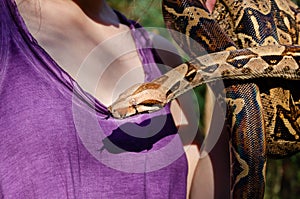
[108,82,168,119]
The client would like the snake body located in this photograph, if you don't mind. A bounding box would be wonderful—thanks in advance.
[108,45,300,117]
[108,0,300,198]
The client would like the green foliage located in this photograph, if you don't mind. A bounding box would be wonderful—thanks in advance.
[293,0,300,5]
[265,155,300,199]
[107,0,164,27]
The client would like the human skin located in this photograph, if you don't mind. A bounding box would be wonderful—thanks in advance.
[16,1,214,198]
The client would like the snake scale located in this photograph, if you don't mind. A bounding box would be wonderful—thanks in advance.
[108,0,300,198]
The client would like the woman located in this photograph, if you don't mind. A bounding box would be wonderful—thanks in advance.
[0,0,196,198]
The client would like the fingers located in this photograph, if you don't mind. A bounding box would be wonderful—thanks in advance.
[206,0,216,13]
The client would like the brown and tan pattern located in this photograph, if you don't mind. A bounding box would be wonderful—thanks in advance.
[108,45,300,119]
[108,0,300,198]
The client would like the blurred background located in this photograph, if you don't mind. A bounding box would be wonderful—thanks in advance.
[107,0,300,198]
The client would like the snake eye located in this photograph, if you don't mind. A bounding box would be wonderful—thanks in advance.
[129,98,137,106]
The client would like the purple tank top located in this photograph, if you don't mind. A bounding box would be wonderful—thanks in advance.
[0,0,187,198]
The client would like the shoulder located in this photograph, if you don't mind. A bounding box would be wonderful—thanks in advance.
[115,10,183,68]
[149,32,183,68]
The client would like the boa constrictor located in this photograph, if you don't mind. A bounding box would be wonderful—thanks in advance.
[108,0,300,198]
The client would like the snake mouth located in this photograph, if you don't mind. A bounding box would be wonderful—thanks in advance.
[107,105,125,119]
[107,106,117,118]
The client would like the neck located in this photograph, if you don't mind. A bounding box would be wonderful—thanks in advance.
[15,0,144,106]
[73,0,119,25]
[15,0,119,26]
[14,0,128,77]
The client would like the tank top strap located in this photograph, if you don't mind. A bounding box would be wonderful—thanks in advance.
[114,10,164,82]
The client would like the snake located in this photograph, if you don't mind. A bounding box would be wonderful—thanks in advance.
[108,0,300,198]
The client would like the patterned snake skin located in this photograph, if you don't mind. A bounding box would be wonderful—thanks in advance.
[108,0,300,198]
